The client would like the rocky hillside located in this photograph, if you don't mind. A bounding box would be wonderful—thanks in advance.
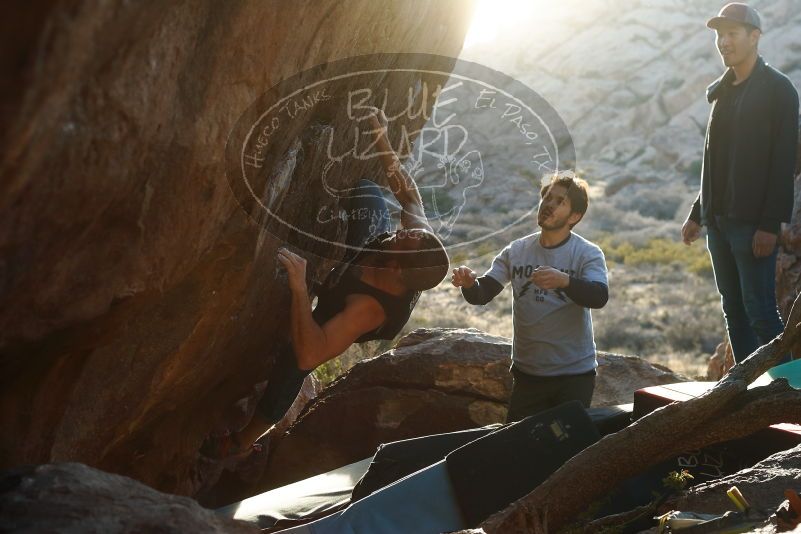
[461,0,801,241]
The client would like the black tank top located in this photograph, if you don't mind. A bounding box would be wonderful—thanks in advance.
[312,267,420,343]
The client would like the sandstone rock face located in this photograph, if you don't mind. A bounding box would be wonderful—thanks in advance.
[0,463,258,533]
[192,372,323,506]
[244,328,685,496]
[0,0,473,496]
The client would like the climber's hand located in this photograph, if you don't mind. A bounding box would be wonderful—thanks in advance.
[277,248,308,293]
[363,105,388,128]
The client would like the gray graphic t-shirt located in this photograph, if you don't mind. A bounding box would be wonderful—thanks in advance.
[484,232,608,377]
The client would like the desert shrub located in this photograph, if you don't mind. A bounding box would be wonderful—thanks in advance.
[314,358,347,385]
[596,234,711,275]
[586,199,658,234]
[594,268,722,353]
[612,183,688,221]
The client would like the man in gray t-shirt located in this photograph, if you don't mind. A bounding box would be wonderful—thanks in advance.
[452,171,608,422]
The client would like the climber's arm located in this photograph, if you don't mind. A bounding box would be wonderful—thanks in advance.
[279,249,385,370]
[295,295,385,371]
[279,249,386,371]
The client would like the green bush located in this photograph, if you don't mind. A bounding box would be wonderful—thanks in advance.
[314,358,345,385]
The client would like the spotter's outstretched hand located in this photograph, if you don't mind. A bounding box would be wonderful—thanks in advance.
[451,266,477,289]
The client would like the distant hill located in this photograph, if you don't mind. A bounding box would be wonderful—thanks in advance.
[459,0,801,242]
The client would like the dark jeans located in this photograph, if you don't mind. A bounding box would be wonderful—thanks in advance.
[256,179,391,423]
[706,216,786,363]
[506,366,595,423]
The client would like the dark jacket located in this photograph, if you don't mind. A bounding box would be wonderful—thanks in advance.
[689,56,799,233]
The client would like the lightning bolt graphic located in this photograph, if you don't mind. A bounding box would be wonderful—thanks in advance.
[518,280,532,298]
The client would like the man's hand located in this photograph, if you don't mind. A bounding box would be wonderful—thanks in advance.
[682,219,702,245]
[277,248,308,293]
[752,230,778,258]
[451,266,477,289]
[530,266,569,290]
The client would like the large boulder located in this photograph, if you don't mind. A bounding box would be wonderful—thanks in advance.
[594,351,688,406]
[0,463,257,533]
[0,1,474,496]
[243,328,686,497]
[251,327,512,496]
[667,444,801,517]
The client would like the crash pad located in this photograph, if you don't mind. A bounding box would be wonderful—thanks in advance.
[751,358,801,389]
[215,457,373,530]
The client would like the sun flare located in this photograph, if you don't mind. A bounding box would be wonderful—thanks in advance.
[463,0,581,50]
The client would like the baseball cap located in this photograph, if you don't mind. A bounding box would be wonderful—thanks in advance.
[707,3,762,31]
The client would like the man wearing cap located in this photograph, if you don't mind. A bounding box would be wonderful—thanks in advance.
[682,3,799,363]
